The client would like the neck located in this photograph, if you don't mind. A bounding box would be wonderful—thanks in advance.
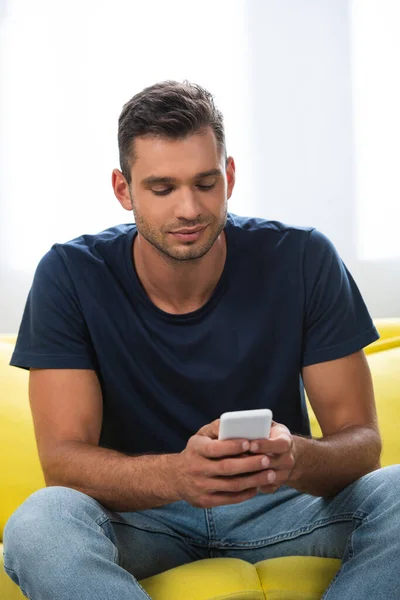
[133,232,227,314]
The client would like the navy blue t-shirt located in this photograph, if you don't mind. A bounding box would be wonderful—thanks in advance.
[11,214,379,454]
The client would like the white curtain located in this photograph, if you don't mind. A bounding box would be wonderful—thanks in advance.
[351,0,400,260]
[0,0,253,272]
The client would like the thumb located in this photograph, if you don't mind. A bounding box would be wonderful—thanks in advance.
[197,418,220,440]
[270,421,292,444]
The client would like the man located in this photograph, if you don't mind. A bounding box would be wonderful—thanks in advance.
[3,80,399,599]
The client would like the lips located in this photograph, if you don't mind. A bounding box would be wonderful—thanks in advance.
[169,225,208,242]
[170,226,206,234]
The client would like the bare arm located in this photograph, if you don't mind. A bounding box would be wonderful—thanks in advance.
[29,368,180,511]
[290,350,381,496]
[29,369,281,510]
[254,351,382,498]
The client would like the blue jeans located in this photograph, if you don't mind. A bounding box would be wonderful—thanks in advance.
[3,465,400,599]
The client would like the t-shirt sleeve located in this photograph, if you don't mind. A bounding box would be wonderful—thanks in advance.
[10,247,96,371]
[301,228,379,367]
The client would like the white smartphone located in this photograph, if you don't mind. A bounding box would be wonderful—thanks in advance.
[218,408,273,441]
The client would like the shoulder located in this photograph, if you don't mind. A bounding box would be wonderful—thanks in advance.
[30,224,136,295]
[53,223,135,260]
[37,223,136,274]
[225,213,316,253]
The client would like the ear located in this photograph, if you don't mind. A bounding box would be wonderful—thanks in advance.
[112,169,133,211]
[226,157,236,199]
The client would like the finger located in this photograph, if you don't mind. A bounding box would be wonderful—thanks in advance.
[197,419,221,440]
[199,487,259,508]
[259,468,292,493]
[248,436,292,455]
[261,421,292,450]
[209,453,271,477]
[210,468,279,494]
[259,483,280,494]
[256,453,295,472]
[270,422,291,439]
[195,435,251,459]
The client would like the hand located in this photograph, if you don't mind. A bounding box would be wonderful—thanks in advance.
[247,421,296,494]
[173,419,284,508]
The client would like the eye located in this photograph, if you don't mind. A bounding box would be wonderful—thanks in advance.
[196,183,216,191]
[151,182,216,196]
[152,188,173,196]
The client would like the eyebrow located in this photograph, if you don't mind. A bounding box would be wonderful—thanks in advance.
[141,168,223,187]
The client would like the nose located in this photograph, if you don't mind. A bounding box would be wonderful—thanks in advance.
[175,187,202,222]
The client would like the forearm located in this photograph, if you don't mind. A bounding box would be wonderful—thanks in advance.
[44,440,181,511]
[288,425,382,497]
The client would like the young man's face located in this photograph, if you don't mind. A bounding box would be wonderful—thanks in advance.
[125,127,235,262]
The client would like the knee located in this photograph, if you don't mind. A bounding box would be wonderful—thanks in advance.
[3,486,100,564]
[368,464,400,487]
[360,465,400,500]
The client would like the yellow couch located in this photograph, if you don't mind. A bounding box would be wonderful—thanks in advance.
[1,320,400,599]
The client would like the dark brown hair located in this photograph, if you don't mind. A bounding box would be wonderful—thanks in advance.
[118,80,226,184]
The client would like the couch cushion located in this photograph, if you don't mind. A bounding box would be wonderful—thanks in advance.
[0,336,17,345]
[0,544,25,599]
[367,346,400,466]
[365,336,400,355]
[139,556,341,600]
[372,318,400,341]
[0,343,45,539]
[307,346,400,467]
[140,557,264,599]
[256,556,341,599]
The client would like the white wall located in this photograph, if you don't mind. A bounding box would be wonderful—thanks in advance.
[245,0,399,318]
[1,0,399,333]
[0,0,252,332]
